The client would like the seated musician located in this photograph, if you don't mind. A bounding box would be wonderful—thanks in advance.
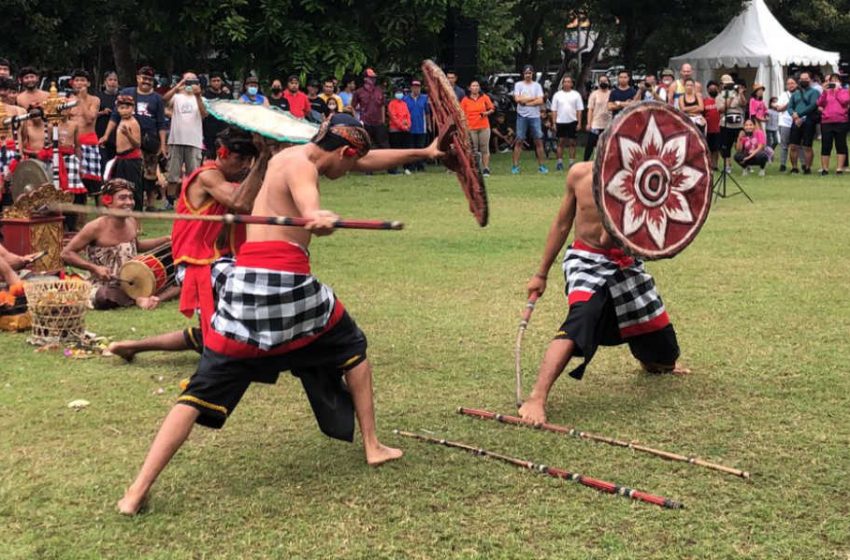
[0,243,41,286]
[60,178,178,310]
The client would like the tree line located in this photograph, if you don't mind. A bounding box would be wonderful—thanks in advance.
[2,0,846,86]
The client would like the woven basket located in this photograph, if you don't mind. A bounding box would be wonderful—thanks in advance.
[24,279,91,344]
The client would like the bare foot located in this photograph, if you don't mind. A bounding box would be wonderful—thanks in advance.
[365,443,403,467]
[641,361,691,375]
[671,362,691,376]
[107,341,136,363]
[116,487,148,516]
[518,397,547,425]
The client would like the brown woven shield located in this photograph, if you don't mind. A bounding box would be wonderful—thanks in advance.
[421,59,489,227]
[593,101,712,259]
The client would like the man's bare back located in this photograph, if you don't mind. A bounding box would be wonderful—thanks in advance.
[568,162,614,250]
[247,145,322,249]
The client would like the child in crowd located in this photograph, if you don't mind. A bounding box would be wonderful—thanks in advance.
[109,96,144,209]
[766,96,779,149]
[540,107,557,159]
[491,112,515,153]
[748,84,767,129]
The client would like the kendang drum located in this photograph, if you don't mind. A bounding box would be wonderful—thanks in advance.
[118,242,174,299]
[593,101,713,260]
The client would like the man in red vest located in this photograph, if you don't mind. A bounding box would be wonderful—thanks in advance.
[108,127,269,359]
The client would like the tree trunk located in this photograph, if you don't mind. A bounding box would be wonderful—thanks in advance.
[110,25,135,86]
[577,30,607,98]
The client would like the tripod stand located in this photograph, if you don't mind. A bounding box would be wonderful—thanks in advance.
[713,162,753,202]
[714,123,753,203]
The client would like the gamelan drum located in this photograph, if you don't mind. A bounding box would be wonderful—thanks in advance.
[118,242,174,299]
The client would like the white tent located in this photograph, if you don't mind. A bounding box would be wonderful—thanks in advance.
[669,0,839,98]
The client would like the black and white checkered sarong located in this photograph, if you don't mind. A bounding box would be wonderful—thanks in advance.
[79,143,101,181]
[564,244,667,335]
[61,153,85,193]
[210,257,336,351]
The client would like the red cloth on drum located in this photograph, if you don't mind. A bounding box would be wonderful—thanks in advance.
[172,162,245,268]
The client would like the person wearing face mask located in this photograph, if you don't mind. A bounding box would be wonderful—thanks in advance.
[583,74,612,161]
[387,87,412,174]
[101,66,169,211]
[268,79,289,110]
[16,66,48,109]
[703,81,722,170]
[239,76,269,106]
[816,73,850,175]
[787,71,820,174]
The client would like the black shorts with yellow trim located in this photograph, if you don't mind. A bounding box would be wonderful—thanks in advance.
[554,290,679,380]
[177,311,367,442]
[183,327,203,353]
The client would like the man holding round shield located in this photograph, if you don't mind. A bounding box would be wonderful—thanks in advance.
[519,103,705,424]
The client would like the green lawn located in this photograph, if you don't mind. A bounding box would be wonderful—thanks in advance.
[2,151,849,559]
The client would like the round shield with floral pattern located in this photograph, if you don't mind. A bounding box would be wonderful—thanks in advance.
[593,101,713,260]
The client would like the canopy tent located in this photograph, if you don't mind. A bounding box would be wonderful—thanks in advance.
[669,0,839,98]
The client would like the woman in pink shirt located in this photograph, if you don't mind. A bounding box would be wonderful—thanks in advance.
[748,83,767,130]
[817,73,850,175]
[734,119,769,176]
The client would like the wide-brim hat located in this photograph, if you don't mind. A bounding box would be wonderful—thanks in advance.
[720,74,734,85]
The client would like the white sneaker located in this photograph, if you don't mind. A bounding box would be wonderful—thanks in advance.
[758,169,765,177]
[741,168,749,177]
[404,169,412,175]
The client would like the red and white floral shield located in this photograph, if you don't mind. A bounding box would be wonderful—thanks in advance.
[593,102,713,259]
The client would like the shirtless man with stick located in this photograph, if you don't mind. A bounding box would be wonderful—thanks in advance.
[117,114,407,515]
[519,162,689,425]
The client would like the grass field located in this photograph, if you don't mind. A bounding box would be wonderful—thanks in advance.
[2,151,850,559]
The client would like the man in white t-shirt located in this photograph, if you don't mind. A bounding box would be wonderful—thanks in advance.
[772,77,797,172]
[549,76,584,171]
[512,65,548,174]
[163,72,208,209]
